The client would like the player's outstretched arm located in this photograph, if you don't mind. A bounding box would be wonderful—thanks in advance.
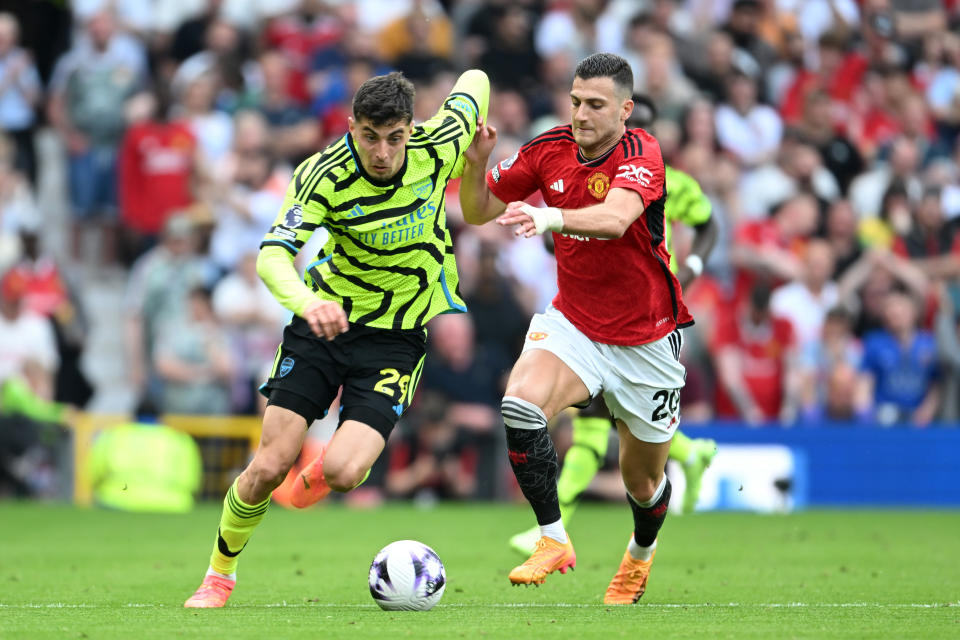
[498,187,643,239]
[460,116,507,225]
[677,216,718,288]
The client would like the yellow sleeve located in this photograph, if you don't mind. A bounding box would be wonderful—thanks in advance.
[665,166,712,227]
[256,156,328,317]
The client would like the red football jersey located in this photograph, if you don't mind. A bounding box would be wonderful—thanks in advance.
[487,125,693,345]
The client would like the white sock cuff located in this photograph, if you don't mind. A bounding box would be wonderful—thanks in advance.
[501,395,548,430]
[627,537,656,561]
[539,519,568,544]
[630,474,668,509]
[206,567,236,581]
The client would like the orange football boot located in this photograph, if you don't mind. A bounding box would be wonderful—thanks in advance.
[508,535,576,586]
[184,573,235,608]
[603,543,657,604]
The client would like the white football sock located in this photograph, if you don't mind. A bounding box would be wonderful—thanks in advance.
[627,537,656,561]
[206,567,236,581]
[539,519,568,544]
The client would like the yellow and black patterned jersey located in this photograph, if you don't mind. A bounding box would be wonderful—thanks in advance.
[664,166,712,272]
[257,70,489,330]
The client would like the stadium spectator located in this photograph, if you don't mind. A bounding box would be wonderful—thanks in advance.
[212,251,287,413]
[713,283,800,424]
[487,88,531,140]
[771,238,839,352]
[534,0,621,77]
[682,30,737,104]
[168,0,224,64]
[722,0,777,77]
[124,214,211,405]
[849,137,923,220]
[893,187,960,281]
[47,9,148,262]
[376,0,453,75]
[154,286,233,415]
[476,5,540,92]
[823,198,864,279]
[117,88,198,265]
[635,30,698,124]
[0,268,59,402]
[461,241,530,365]
[715,68,783,168]
[0,13,41,185]
[174,18,256,112]
[7,230,93,408]
[798,306,867,421]
[792,89,864,194]
[0,135,38,270]
[859,288,940,426]
[738,135,840,221]
[174,68,234,171]
[923,32,960,153]
[730,192,819,302]
[419,312,508,499]
[253,50,319,166]
[262,0,345,105]
[779,29,867,129]
[384,394,477,501]
[208,143,283,275]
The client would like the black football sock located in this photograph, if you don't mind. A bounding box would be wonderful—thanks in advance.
[502,395,561,527]
[627,475,671,550]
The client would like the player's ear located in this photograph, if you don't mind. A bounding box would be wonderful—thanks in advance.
[622,97,634,124]
[347,116,356,135]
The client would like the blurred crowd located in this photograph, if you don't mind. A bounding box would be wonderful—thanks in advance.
[3,0,960,500]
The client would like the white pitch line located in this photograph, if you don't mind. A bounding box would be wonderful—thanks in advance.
[1,602,957,610]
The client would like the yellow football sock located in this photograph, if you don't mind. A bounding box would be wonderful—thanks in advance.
[209,480,270,575]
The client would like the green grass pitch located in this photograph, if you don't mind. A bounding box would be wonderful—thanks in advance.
[1,503,958,639]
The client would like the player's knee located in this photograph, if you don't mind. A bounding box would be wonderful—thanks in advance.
[324,460,367,493]
[624,473,663,504]
[248,455,295,492]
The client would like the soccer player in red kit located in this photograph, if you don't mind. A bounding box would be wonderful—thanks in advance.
[459,53,692,604]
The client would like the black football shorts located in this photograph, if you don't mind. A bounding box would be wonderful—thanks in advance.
[260,317,427,438]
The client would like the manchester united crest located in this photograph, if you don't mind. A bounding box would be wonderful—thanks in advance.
[586,171,610,200]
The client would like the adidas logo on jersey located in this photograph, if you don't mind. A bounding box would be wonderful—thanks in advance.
[549,179,564,193]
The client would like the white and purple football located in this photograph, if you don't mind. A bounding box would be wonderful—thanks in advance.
[368,540,446,611]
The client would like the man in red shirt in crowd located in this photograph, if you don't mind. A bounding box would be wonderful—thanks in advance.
[118,90,196,264]
[459,53,691,604]
[714,283,799,424]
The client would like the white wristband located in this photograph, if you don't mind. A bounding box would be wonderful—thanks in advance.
[520,203,564,235]
[684,254,704,277]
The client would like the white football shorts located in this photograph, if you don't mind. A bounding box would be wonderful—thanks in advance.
[521,305,686,443]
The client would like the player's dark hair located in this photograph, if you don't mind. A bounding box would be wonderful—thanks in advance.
[574,53,633,98]
[352,71,416,126]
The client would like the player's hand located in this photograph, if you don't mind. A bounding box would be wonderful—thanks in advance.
[464,116,497,166]
[497,201,563,238]
[498,201,538,237]
[302,300,348,340]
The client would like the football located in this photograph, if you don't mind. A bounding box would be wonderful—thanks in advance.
[368,540,446,611]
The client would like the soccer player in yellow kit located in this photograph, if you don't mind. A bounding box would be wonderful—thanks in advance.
[508,94,719,556]
[184,69,489,607]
